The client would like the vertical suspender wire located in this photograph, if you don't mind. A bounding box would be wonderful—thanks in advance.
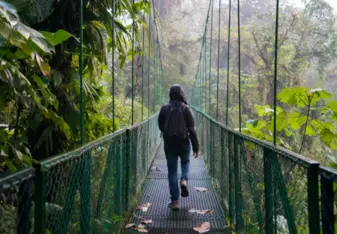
[216,0,221,120]
[209,0,214,115]
[204,0,211,114]
[131,0,135,125]
[226,0,232,127]
[147,10,151,119]
[112,0,116,131]
[237,0,241,132]
[141,13,145,121]
[203,36,207,113]
[197,54,201,109]
[191,36,204,106]
[153,46,156,112]
[79,0,84,145]
[273,0,279,145]
[161,63,163,104]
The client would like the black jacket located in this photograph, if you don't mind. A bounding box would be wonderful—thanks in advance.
[158,85,199,152]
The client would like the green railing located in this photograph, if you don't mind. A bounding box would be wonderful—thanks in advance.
[0,114,160,234]
[193,106,336,234]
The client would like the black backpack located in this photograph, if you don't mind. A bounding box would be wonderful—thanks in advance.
[163,104,187,140]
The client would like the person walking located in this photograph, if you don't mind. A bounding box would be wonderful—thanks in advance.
[158,84,199,210]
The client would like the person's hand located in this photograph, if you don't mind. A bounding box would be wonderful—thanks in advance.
[193,151,198,158]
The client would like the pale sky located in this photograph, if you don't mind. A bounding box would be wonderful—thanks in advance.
[288,0,337,13]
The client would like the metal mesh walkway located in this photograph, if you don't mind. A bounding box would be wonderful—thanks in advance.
[126,144,232,233]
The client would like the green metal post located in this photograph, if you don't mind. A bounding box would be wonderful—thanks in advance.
[220,128,226,203]
[321,175,334,234]
[114,137,122,214]
[264,148,274,234]
[124,129,131,210]
[34,165,46,234]
[307,163,320,234]
[80,152,92,234]
[228,133,234,223]
[96,144,114,218]
[234,136,244,231]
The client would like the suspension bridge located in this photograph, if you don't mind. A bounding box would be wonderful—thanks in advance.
[1,0,337,233]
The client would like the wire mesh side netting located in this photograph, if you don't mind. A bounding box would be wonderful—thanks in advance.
[193,107,326,234]
[0,169,34,234]
[32,115,160,234]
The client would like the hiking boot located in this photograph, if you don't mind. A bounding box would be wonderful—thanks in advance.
[180,180,189,197]
[168,200,180,210]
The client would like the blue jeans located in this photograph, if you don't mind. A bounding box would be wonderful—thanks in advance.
[164,142,191,201]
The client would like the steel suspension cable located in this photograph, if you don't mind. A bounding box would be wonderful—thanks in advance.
[226,0,232,127]
[153,46,156,112]
[79,0,84,144]
[190,1,212,108]
[131,0,135,125]
[141,13,145,121]
[209,0,214,115]
[216,0,221,120]
[238,0,241,132]
[147,10,151,119]
[273,0,280,145]
[112,0,116,131]
[204,36,207,112]
[204,0,212,113]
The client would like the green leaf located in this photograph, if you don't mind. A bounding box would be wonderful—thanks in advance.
[40,30,72,46]
[35,53,51,76]
[277,87,308,107]
[327,100,337,121]
[289,115,307,130]
[276,111,288,131]
[305,125,316,136]
[254,105,273,117]
[320,128,337,150]
[5,159,16,172]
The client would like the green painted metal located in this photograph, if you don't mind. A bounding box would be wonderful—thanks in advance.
[234,136,244,231]
[131,0,135,125]
[79,0,84,144]
[18,177,33,234]
[80,152,92,234]
[216,0,221,120]
[114,136,123,215]
[264,148,274,234]
[237,0,241,132]
[320,168,335,234]
[112,0,116,131]
[273,0,280,145]
[34,165,46,234]
[307,163,320,234]
[147,10,151,119]
[190,106,326,234]
[153,47,156,112]
[209,0,214,115]
[141,19,145,121]
[226,0,231,127]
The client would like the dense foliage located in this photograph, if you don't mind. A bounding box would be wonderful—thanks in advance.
[0,0,151,174]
